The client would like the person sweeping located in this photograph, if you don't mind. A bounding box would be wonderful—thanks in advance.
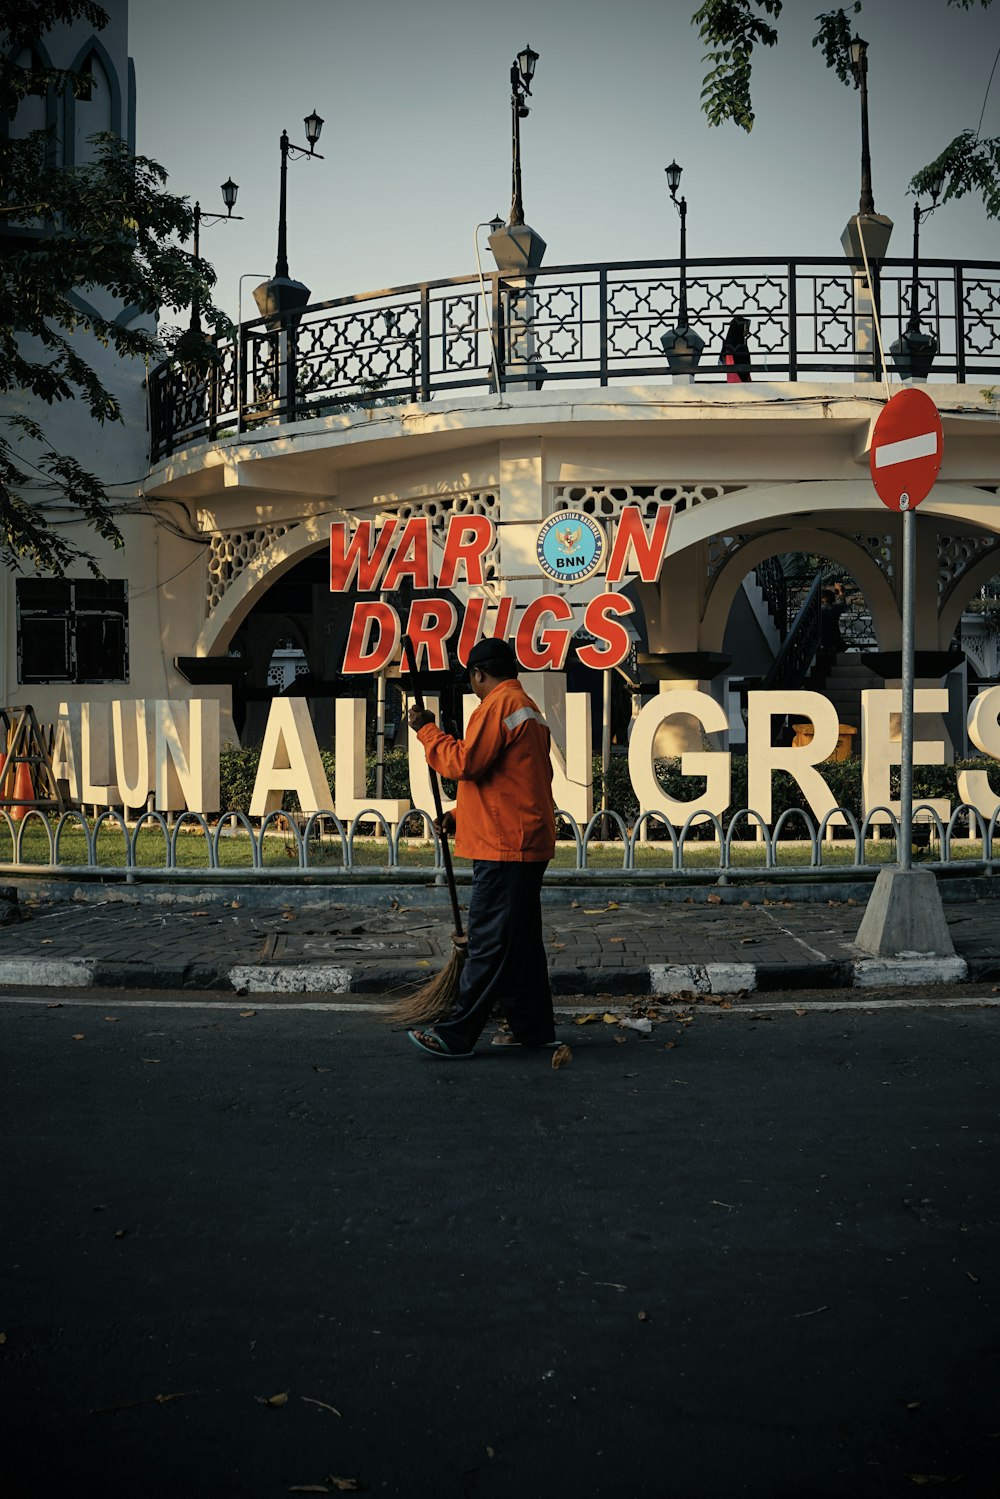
[404,637,557,1059]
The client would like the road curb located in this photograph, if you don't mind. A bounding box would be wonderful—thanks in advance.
[0,953,977,995]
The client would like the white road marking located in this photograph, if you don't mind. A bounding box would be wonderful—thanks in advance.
[1,995,998,1015]
[757,906,830,962]
[0,995,384,1012]
[874,431,938,468]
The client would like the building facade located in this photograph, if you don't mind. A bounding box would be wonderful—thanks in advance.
[5,5,1000,822]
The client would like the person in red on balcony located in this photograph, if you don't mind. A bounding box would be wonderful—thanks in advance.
[719,316,752,382]
[404,637,557,1059]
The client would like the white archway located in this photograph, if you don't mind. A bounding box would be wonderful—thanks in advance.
[191,510,483,659]
[940,540,1000,646]
[699,528,899,653]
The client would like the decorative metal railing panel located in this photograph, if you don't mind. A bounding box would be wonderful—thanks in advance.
[552,481,744,521]
[148,256,1000,461]
[207,524,291,613]
[1,804,995,880]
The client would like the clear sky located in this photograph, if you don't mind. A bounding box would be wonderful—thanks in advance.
[127,0,999,323]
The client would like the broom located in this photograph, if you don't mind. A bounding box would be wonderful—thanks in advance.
[384,635,467,1025]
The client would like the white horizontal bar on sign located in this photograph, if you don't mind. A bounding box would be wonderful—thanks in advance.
[873,431,938,468]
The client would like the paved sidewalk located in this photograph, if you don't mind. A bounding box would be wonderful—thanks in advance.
[0,877,999,996]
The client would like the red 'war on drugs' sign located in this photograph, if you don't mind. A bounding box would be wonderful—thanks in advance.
[329,504,674,675]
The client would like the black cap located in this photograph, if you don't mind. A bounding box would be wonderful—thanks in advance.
[466,637,519,676]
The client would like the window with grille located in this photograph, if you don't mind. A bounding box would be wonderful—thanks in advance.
[16,579,129,684]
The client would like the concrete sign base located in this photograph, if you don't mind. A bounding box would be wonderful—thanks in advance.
[855,866,955,959]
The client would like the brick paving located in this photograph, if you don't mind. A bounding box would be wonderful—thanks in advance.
[0,878,998,995]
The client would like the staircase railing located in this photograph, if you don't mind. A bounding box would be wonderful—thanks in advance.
[754,557,787,641]
[761,574,823,692]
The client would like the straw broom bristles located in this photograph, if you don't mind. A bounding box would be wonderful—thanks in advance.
[384,934,468,1026]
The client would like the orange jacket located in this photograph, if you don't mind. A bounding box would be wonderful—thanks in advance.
[417,679,556,862]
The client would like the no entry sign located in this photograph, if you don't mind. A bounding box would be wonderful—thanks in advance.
[870,387,943,511]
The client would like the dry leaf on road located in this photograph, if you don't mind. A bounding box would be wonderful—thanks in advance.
[301,1395,342,1416]
[256,1391,289,1407]
[551,1044,573,1070]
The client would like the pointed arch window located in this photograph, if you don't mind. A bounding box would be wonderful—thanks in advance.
[63,36,121,166]
[73,48,113,165]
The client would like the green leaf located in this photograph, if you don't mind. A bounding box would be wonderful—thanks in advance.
[0,3,228,572]
[811,5,862,88]
[692,0,782,132]
[910,130,1000,219]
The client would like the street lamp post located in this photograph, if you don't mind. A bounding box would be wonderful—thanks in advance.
[661,159,704,378]
[253,110,325,326]
[508,42,537,228]
[851,33,875,216]
[665,160,688,326]
[890,178,943,382]
[189,177,242,335]
[840,34,893,378]
[489,46,546,276]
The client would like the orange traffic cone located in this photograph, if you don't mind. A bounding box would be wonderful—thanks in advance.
[9,759,34,822]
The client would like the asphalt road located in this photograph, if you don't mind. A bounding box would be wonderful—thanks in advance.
[2,994,999,1498]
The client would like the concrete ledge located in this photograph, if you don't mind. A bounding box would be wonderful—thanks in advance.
[754,961,853,990]
[650,962,758,996]
[853,956,968,988]
[230,964,352,994]
[0,957,93,987]
[6,871,1000,909]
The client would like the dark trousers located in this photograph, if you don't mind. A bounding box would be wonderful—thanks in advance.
[434,859,554,1053]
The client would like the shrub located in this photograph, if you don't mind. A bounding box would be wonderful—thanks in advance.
[218,743,1000,832]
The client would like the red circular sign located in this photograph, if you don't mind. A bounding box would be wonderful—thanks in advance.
[869,388,943,512]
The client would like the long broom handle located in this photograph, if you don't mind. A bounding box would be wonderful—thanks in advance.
[402,634,464,941]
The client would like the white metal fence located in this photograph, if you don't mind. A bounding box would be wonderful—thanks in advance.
[1,803,996,879]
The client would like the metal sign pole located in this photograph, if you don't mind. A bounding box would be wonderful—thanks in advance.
[856,386,955,961]
[899,500,915,872]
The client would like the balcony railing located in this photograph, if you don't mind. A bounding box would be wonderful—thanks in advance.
[149,255,1000,462]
